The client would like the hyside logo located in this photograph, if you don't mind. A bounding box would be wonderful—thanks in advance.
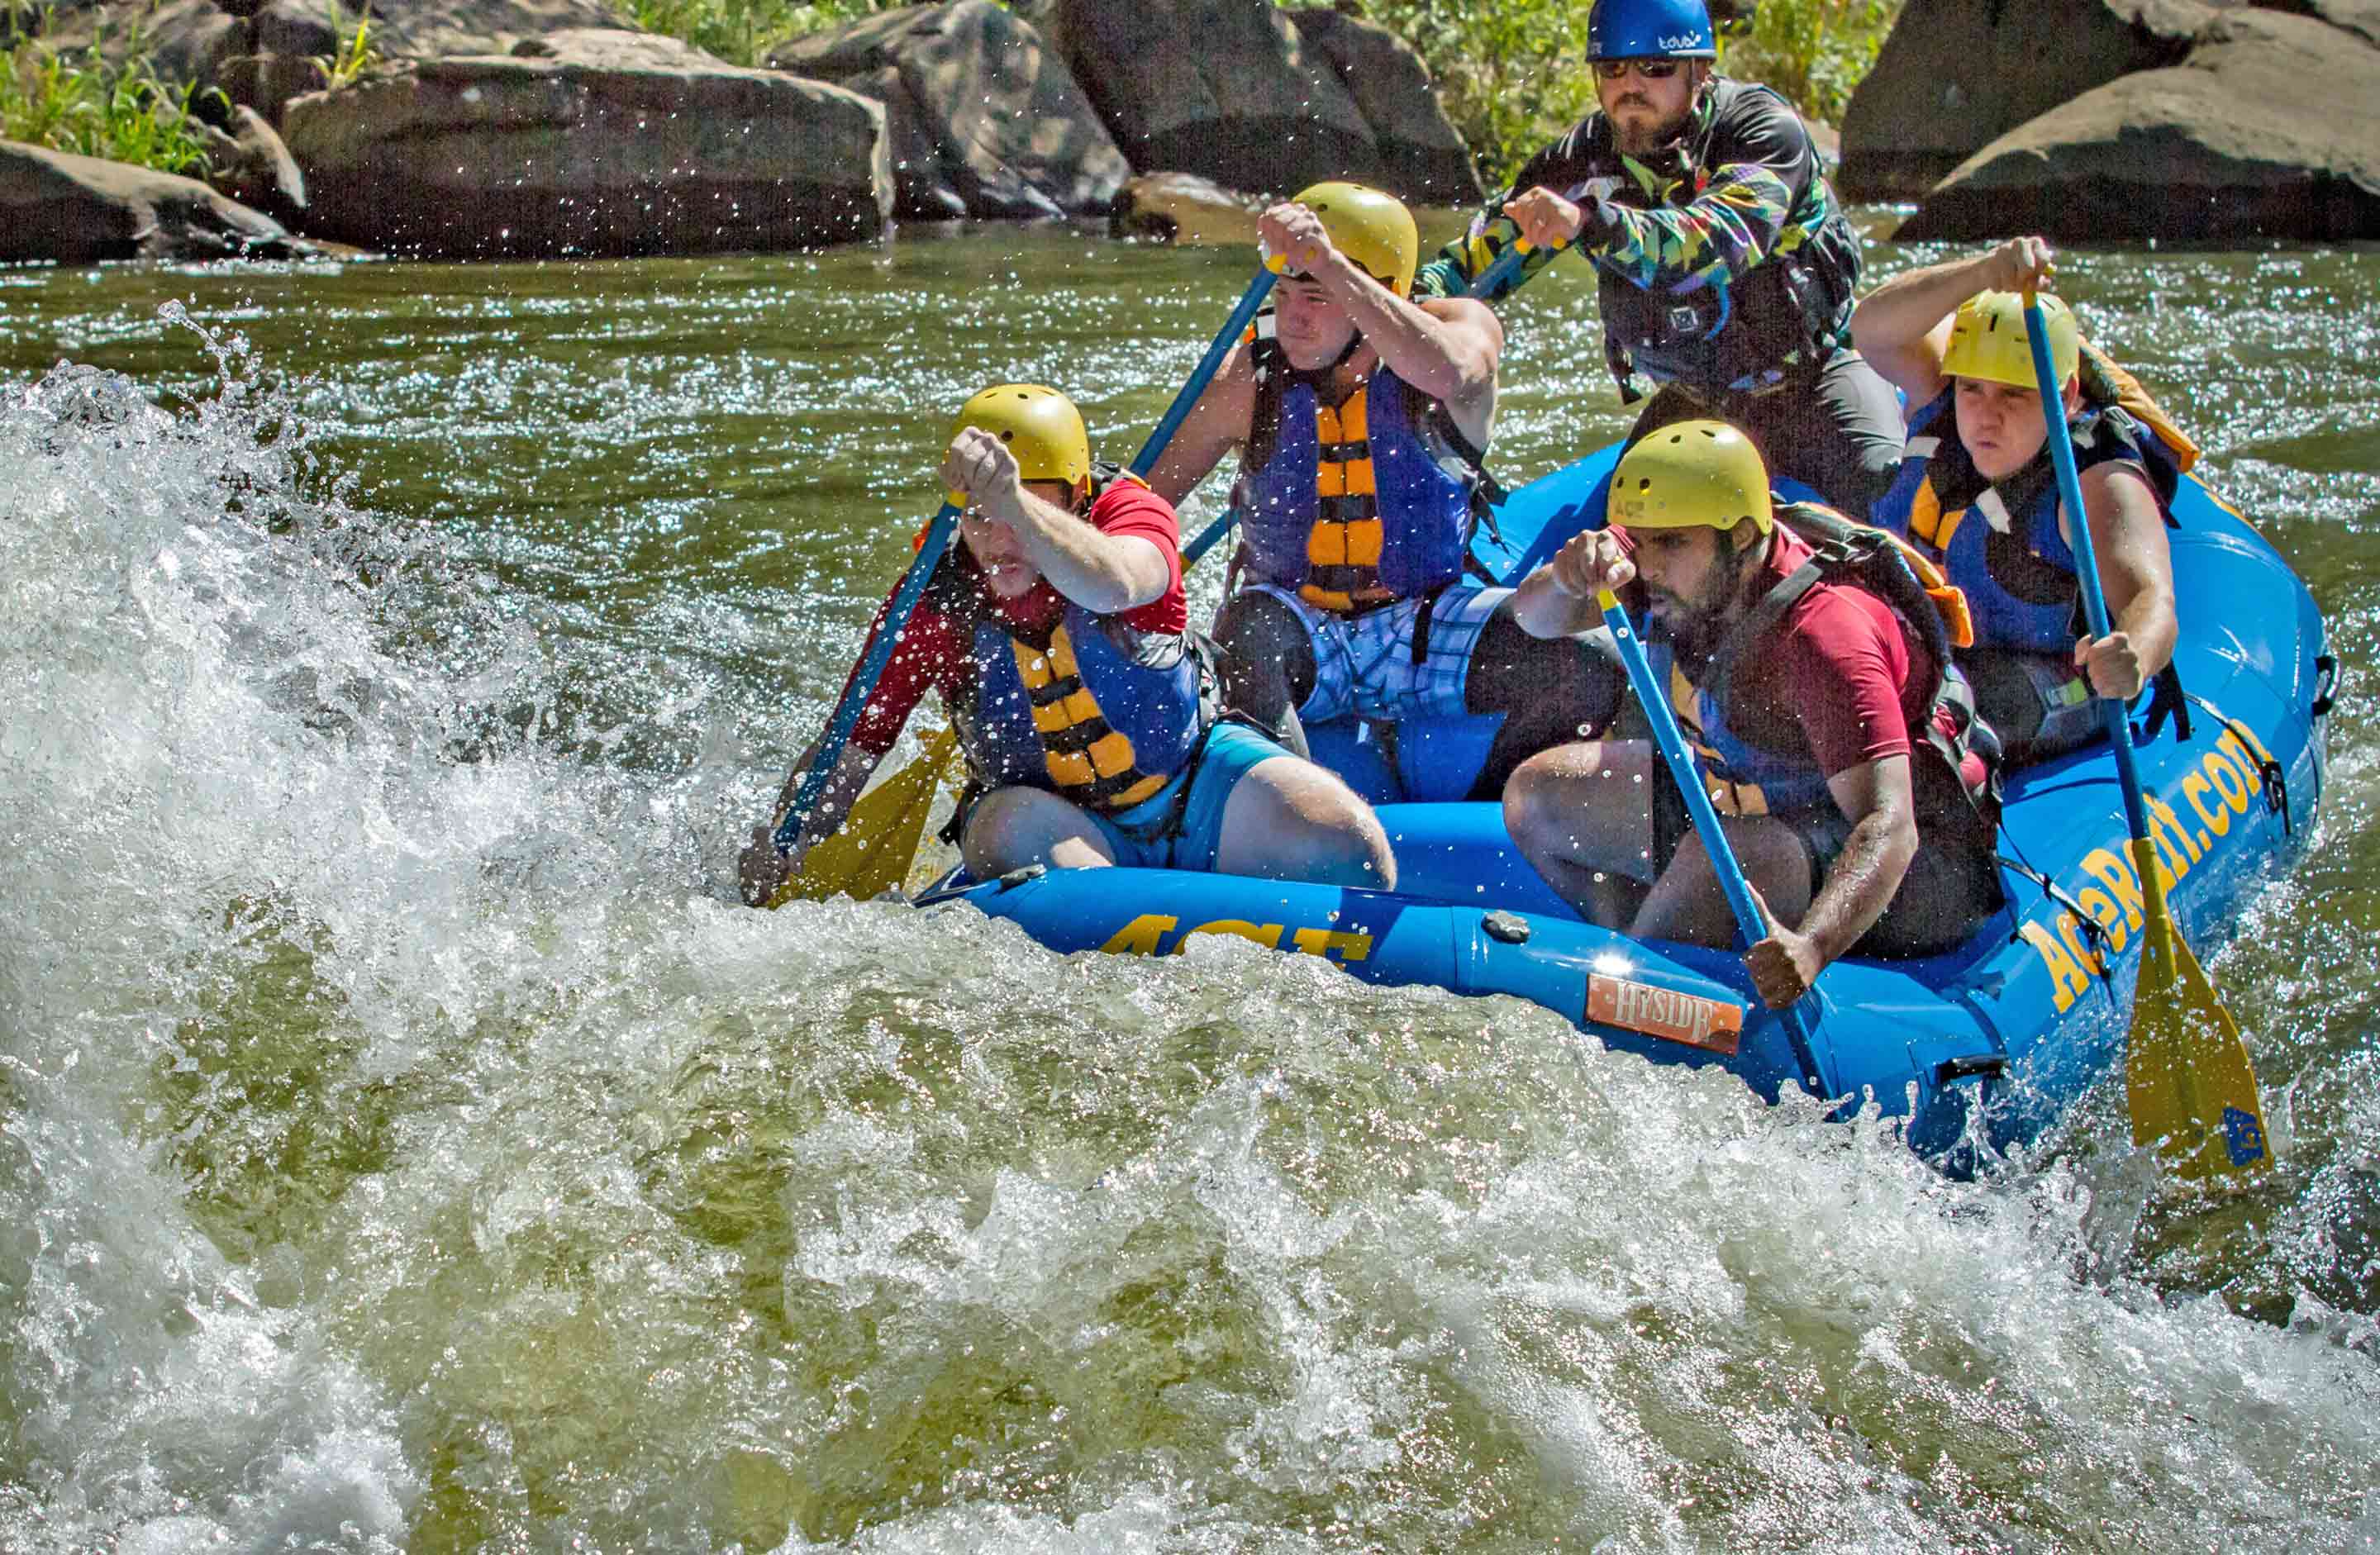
[2019,721,2279,1012]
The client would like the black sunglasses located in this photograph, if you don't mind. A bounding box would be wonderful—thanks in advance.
[1593,59,1685,80]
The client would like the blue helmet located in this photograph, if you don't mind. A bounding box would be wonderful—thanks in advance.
[1587,0,1717,60]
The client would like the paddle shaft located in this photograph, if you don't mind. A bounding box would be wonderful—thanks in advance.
[1597,587,1828,1094]
[1128,267,1278,479]
[772,499,961,856]
[2021,298,2153,839]
[1180,238,1550,571]
[769,269,1278,868]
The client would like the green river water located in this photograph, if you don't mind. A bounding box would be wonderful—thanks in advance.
[1,219,2376,1552]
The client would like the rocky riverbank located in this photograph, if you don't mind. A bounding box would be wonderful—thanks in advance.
[3,0,2373,267]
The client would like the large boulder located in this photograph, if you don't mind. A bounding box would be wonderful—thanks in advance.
[278,30,892,258]
[1280,7,1480,203]
[1895,8,2380,241]
[1109,169,1265,245]
[1023,0,1392,199]
[768,0,1129,220]
[1837,0,2233,200]
[356,0,625,59]
[0,140,307,263]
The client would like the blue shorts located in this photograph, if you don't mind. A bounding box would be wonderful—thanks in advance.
[1085,720,1290,872]
[1244,582,1507,725]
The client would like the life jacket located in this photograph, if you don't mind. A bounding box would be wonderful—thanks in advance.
[1234,333,1485,614]
[941,466,1208,814]
[1873,373,2187,655]
[1592,80,1864,400]
[1645,503,1997,822]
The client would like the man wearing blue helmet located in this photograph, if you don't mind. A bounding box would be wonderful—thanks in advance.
[1416,0,1902,516]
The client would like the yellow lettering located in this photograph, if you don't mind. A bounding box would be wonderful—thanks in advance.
[2078,849,2145,937]
[2228,717,2278,768]
[2204,746,2252,815]
[1182,919,1285,952]
[1101,914,1179,957]
[2055,908,2106,976]
[2074,883,2131,956]
[1290,927,1374,964]
[2145,794,2200,873]
[2182,771,2231,839]
[2216,730,2266,799]
[2021,920,2092,1014]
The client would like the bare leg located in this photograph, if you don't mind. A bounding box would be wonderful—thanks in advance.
[1502,739,1659,927]
[1209,756,1397,891]
[959,786,1119,876]
[1631,816,1816,950]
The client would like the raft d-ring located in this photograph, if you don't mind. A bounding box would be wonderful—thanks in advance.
[2312,654,2339,718]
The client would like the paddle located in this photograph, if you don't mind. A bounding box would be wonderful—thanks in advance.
[2021,294,2270,1180]
[764,496,962,874]
[766,724,959,906]
[1595,586,1830,1097]
[1180,236,1559,570]
[768,267,1282,901]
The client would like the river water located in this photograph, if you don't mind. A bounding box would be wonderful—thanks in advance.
[2,221,2376,1552]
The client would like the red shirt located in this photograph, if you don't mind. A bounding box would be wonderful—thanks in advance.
[840,479,1184,756]
[1724,528,1940,781]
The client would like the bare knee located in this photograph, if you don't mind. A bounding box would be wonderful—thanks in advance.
[1216,759,1397,891]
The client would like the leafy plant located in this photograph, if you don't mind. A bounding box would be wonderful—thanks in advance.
[1282,0,1902,188]
[1,7,224,177]
[1723,0,1900,128]
[312,3,380,89]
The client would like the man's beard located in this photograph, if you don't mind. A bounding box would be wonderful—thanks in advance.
[1650,537,1755,664]
[1611,101,1693,158]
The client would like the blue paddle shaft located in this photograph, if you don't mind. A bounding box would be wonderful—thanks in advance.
[773,501,962,856]
[2021,298,2154,845]
[1129,269,1278,478]
[1597,591,1827,1091]
[1178,242,1545,568]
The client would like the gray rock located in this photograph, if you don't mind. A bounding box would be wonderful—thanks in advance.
[1838,0,2235,200]
[0,138,307,263]
[1031,0,1387,197]
[769,0,1128,219]
[1109,169,1264,245]
[359,0,626,59]
[278,31,892,257]
[1896,8,2380,241]
[205,102,307,218]
[1283,7,1480,203]
[2253,0,2380,46]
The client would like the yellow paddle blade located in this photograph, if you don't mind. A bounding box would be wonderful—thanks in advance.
[767,726,959,907]
[2122,837,2271,1181]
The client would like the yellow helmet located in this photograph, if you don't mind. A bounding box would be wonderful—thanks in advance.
[1943,290,2078,390]
[1285,180,1418,296]
[950,383,1090,487]
[1607,420,1773,535]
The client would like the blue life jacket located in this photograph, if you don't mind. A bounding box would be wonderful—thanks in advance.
[1873,389,2179,656]
[959,575,1205,814]
[1235,336,1483,613]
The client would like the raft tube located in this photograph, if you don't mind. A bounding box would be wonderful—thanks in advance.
[916,445,2331,1168]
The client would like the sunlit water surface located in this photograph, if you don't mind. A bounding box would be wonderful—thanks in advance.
[2,221,2377,1552]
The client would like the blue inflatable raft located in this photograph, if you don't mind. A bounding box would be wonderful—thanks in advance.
[916,445,2334,1166]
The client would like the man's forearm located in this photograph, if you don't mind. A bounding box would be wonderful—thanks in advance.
[1796,809,1916,965]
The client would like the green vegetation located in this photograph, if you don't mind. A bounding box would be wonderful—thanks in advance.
[312,3,381,90]
[1,7,223,177]
[606,0,900,68]
[1293,0,1902,188]
[602,0,1899,184]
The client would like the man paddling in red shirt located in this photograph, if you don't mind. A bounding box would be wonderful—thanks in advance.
[1500,421,2002,1006]
[740,383,1393,906]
